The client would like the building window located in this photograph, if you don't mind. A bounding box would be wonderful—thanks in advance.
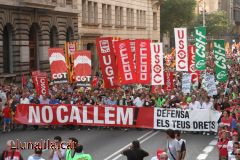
[126,8,134,27]
[82,0,98,25]
[66,0,72,5]
[88,1,93,24]
[82,0,88,24]
[153,12,157,30]
[102,4,112,26]
[137,10,146,28]
[50,26,59,47]
[94,2,98,24]
[3,24,13,74]
[115,6,123,27]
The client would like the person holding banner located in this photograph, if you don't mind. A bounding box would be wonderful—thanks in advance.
[188,95,201,110]
[201,96,214,110]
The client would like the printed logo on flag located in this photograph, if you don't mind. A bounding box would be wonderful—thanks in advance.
[135,39,151,84]
[73,51,92,86]
[195,26,206,70]
[48,48,68,84]
[100,40,110,53]
[96,37,118,88]
[114,40,136,84]
[151,43,164,85]
[213,40,228,82]
[174,28,188,71]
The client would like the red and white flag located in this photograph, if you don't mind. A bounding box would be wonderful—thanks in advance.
[48,48,68,83]
[174,28,188,71]
[114,40,136,84]
[163,72,174,90]
[73,51,91,86]
[135,39,151,84]
[151,43,164,85]
[36,76,49,96]
[188,45,200,83]
[130,40,136,71]
[96,37,118,88]
[31,71,49,96]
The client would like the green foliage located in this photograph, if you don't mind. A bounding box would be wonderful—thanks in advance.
[160,0,196,34]
[190,11,231,36]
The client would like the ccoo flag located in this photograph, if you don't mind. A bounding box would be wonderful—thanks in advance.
[195,26,206,70]
[213,40,228,82]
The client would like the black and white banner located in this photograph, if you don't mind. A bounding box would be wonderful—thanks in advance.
[154,108,221,132]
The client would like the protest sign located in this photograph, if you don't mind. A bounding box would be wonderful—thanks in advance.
[182,73,192,94]
[195,26,206,70]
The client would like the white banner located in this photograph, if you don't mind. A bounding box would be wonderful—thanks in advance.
[205,74,218,96]
[151,43,164,85]
[182,73,192,94]
[174,28,188,71]
[154,108,221,132]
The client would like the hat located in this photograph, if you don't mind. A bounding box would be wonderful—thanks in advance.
[157,148,164,158]
[233,132,238,136]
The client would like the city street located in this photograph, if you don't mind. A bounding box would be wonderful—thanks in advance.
[0,128,219,160]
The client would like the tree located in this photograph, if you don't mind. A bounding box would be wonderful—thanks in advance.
[160,0,196,34]
[191,11,231,37]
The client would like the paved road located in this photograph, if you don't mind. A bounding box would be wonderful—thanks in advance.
[0,128,218,160]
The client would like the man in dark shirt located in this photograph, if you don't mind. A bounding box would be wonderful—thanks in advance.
[122,140,149,160]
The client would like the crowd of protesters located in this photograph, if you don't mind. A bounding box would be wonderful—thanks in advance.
[0,46,239,159]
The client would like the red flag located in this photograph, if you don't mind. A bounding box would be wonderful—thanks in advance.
[35,76,49,96]
[48,48,68,83]
[21,73,27,88]
[188,45,200,83]
[163,72,174,91]
[114,40,136,84]
[135,39,151,84]
[96,37,118,88]
[73,51,91,86]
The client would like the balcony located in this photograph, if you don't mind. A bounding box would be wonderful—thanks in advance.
[20,0,56,10]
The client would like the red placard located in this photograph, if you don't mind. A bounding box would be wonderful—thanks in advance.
[96,37,118,88]
[163,72,174,90]
[36,76,49,96]
[73,51,91,86]
[48,48,68,83]
[135,39,151,84]
[114,40,136,84]
[188,45,200,83]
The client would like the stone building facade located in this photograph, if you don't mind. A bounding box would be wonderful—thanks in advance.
[77,0,161,74]
[0,0,78,82]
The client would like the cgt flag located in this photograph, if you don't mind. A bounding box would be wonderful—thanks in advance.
[150,43,164,85]
[213,40,228,82]
[96,37,118,88]
[114,40,136,84]
[174,28,188,71]
[135,39,151,84]
[195,26,206,70]
[48,48,68,83]
[73,51,91,86]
